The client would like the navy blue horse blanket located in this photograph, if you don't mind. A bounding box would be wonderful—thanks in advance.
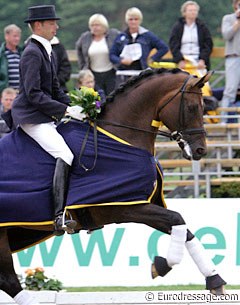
[0,121,165,251]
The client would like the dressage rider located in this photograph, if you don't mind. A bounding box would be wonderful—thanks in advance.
[8,5,85,235]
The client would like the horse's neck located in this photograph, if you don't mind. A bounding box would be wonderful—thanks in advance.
[99,89,158,154]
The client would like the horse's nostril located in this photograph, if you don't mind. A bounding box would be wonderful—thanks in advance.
[196,147,207,156]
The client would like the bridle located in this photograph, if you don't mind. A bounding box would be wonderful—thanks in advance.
[95,74,206,140]
[78,74,206,170]
[157,74,205,136]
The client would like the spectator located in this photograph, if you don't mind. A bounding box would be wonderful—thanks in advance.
[110,7,168,85]
[77,69,106,102]
[0,24,23,93]
[0,87,17,137]
[76,14,119,95]
[51,36,71,92]
[221,0,240,121]
[169,1,213,70]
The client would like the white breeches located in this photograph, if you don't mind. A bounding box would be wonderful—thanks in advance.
[20,122,74,166]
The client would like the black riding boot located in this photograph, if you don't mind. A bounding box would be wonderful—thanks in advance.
[53,158,77,236]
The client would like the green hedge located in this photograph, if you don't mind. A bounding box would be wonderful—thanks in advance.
[211,182,240,198]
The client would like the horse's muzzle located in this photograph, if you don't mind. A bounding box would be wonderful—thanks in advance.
[192,146,207,161]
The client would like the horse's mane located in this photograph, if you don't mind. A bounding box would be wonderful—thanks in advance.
[105,68,188,104]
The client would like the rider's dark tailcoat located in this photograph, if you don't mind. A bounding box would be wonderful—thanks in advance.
[10,38,70,128]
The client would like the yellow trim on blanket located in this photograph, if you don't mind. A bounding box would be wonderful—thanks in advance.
[66,200,151,210]
[156,164,167,208]
[0,220,53,227]
[148,176,158,203]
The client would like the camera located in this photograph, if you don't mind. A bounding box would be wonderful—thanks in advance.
[237,4,240,18]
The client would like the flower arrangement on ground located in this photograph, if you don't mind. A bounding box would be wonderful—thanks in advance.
[69,86,102,119]
[24,267,63,291]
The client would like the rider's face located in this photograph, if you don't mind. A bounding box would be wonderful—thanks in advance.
[35,20,59,41]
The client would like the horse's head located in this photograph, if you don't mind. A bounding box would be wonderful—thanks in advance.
[157,71,212,160]
[99,68,211,160]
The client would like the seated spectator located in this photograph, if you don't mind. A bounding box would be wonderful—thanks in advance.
[77,69,106,102]
[110,7,168,86]
[0,87,17,137]
[169,1,213,71]
[76,14,119,95]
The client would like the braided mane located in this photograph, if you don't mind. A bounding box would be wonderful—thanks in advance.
[106,68,188,104]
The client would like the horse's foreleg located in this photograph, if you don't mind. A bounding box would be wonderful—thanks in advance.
[130,205,188,272]
[185,234,226,293]
[0,228,39,305]
[91,204,188,271]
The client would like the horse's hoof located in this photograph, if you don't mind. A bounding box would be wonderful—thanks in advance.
[210,285,226,295]
[206,274,226,293]
[151,256,172,278]
[151,263,158,279]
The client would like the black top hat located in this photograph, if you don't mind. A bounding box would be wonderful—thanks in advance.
[24,5,61,23]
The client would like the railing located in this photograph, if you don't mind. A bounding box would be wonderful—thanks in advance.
[66,47,226,86]
[155,111,240,198]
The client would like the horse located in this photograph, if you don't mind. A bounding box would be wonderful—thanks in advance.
[0,68,226,305]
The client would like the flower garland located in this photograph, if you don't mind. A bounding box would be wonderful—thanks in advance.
[69,86,102,119]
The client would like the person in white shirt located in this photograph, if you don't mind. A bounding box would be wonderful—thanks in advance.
[76,14,119,95]
[169,1,213,70]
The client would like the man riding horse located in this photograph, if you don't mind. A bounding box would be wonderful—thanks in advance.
[3,5,85,236]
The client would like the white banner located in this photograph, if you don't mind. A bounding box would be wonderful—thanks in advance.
[13,198,240,287]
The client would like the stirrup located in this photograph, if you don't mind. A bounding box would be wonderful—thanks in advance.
[61,210,77,234]
[54,211,77,235]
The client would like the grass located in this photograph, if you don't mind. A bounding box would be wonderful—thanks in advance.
[65,285,240,292]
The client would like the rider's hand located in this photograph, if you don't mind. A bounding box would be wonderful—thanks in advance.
[65,106,86,121]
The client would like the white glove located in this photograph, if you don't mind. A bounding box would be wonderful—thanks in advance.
[66,106,86,121]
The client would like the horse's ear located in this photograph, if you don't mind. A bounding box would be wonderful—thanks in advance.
[191,71,214,88]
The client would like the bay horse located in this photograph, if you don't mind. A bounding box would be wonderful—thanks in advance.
[0,68,226,305]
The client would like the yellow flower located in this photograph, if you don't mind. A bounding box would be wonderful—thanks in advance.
[69,86,102,119]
